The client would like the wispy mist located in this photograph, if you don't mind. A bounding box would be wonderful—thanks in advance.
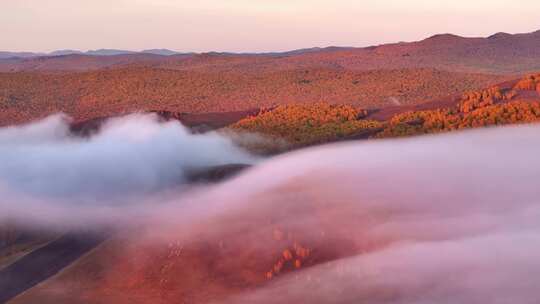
[138,125,540,304]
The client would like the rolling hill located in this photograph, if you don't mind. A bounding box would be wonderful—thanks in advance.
[1,30,540,74]
[3,30,540,129]
[0,67,507,126]
[2,30,540,128]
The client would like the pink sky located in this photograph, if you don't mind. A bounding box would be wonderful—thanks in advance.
[2,0,540,53]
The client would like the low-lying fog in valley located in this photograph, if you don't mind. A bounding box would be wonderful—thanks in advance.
[0,114,256,229]
[2,115,540,303]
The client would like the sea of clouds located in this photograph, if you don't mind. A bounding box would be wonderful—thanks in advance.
[2,114,540,303]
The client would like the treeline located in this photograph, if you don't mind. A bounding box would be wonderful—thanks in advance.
[230,103,382,149]
[377,76,540,138]
[376,101,540,138]
[229,76,540,153]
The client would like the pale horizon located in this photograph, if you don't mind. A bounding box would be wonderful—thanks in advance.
[2,0,540,53]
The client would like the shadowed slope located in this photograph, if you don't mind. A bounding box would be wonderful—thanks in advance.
[0,233,105,303]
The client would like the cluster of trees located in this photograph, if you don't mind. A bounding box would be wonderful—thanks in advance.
[230,98,540,153]
[375,82,540,139]
[514,74,540,92]
[458,86,516,113]
[266,239,311,279]
[376,101,540,138]
[230,103,382,149]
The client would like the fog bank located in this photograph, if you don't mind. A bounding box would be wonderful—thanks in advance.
[3,116,540,303]
[0,114,255,228]
[141,125,540,304]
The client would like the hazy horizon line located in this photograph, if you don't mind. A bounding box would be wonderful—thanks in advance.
[3,28,539,56]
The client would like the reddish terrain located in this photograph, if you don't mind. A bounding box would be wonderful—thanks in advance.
[0,67,507,126]
[8,189,365,304]
[3,30,540,127]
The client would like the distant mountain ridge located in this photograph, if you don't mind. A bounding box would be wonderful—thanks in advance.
[2,29,539,59]
[141,49,181,56]
[0,48,181,59]
[1,29,540,74]
[0,51,47,59]
[0,47,355,59]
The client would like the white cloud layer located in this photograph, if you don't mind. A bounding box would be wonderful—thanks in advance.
[3,116,540,302]
[0,114,255,228]
[143,125,540,303]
